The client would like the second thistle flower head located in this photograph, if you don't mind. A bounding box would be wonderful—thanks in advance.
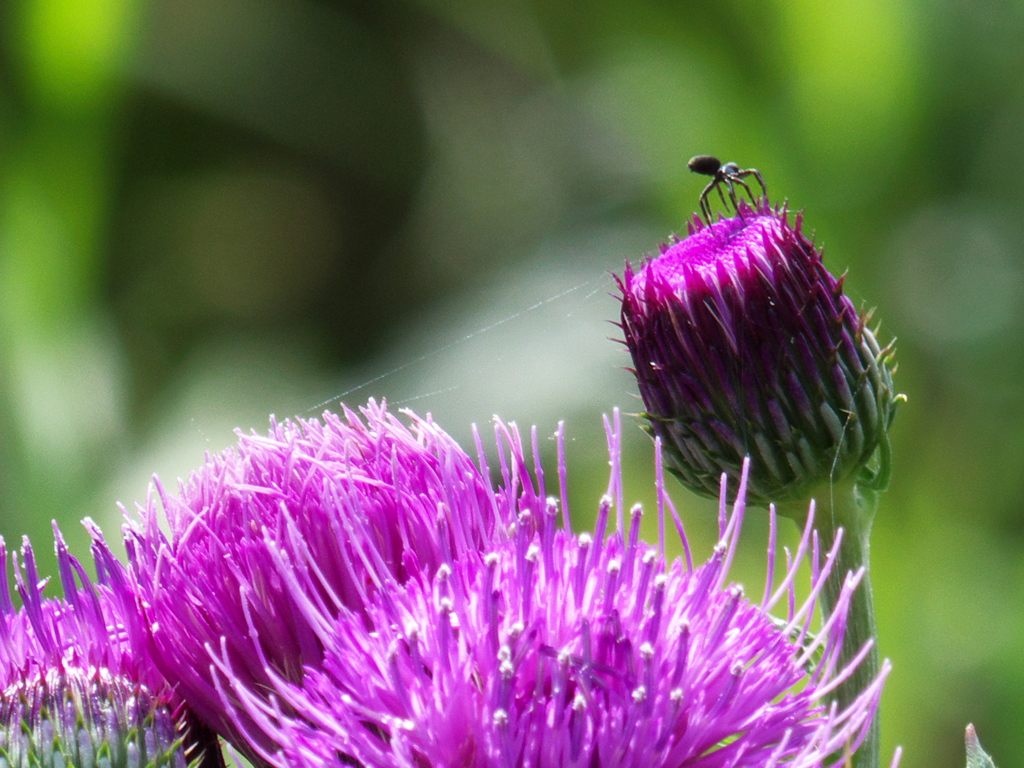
[0,525,222,768]
[618,201,900,506]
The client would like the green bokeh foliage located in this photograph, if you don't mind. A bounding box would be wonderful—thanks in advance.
[1,1,1022,765]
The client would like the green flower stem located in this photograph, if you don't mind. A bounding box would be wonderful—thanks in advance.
[783,479,880,768]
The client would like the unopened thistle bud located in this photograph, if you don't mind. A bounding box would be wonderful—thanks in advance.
[618,201,899,506]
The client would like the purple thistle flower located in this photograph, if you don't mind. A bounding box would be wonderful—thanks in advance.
[617,202,900,506]
[198,413,891,768]
[123,400,521,764]
[0,524,222,767]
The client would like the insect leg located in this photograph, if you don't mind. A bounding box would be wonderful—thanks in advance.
[715,179,731,215]
[743,168,767,198]
[724,177,740,214]
[699,179,717,224]
[733,176,757,206]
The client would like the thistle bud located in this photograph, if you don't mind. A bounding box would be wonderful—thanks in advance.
[618,202,899,506]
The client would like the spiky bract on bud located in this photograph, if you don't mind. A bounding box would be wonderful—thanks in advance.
[0,526,222,768]
[966,725,997,768]
[618,202,899,506]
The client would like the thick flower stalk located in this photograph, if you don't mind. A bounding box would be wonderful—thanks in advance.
[0,524,222,768]
[617,200,902,768]
[143,407,890,768]
[122,400,520,765]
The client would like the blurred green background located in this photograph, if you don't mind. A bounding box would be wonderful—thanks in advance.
[0,0,1020,765]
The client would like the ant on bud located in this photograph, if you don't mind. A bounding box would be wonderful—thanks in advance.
[688,155,767,224]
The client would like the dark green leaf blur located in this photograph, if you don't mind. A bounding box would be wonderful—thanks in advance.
[0,1,1018,766]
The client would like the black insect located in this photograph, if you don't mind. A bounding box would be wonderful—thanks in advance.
[687,155,767,224]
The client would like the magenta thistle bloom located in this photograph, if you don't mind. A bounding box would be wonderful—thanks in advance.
[618,202,899,506]
[0,524,222,768]
[123,400,519,764]
[201,414,890,768]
